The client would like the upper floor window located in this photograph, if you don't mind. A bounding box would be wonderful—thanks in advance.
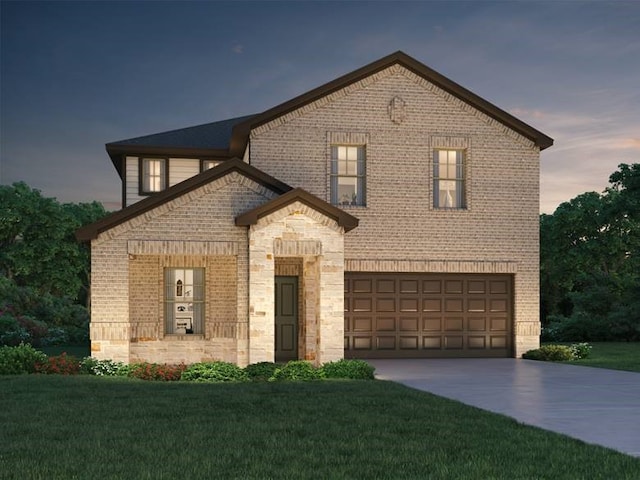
[140,158,167,194]
[330,145,366,206]
[434,150,466,209]
[164,268,205,335]
[202,160,219,171]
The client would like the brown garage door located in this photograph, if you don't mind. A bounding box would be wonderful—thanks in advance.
[344,273,512,358]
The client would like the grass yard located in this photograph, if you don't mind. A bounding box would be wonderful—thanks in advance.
[569,342,640,373]
[1,376,638,480]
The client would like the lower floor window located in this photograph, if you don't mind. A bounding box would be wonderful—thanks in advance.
[164,268,204,334]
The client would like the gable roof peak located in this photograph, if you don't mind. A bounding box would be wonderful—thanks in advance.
[230,51,553,156]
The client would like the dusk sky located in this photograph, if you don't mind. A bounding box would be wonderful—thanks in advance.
[1,1,638,214]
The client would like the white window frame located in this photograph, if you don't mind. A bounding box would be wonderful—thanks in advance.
[433,149,466,209]
[330,145,366,206]
[164,268,205,335]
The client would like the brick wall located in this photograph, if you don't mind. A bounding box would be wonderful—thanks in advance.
[249,65,541,356]
[90,173,277,364]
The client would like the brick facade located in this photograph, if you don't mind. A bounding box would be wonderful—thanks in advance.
[88,55,548,364]
[249,65,541,356]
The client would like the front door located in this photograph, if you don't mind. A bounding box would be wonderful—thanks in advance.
[275,276,298,362]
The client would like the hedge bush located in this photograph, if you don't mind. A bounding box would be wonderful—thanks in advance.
[244,361,279,381]
[270,361,323,381]
[523,344,575,361]
[321,359,375,379]
[35,353,80,375]
[181,361,248,382]
[0,342,47,374]
[128,362,186,381]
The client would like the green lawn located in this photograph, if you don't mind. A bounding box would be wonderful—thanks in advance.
[556,342,640,373]
[1,376,638,479]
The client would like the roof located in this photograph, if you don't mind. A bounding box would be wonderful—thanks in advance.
[105,51,553,178]
[235,188,359,232]
[76,158,291,241]
[229,51,553,156]
[106,114,256,177]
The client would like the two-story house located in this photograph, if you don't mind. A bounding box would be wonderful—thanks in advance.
[77,51,553,366]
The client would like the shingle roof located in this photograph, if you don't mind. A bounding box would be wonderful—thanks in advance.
[106,114,256,177]
[108,114,256,150]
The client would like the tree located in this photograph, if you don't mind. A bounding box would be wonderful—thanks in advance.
[540,164,640,341]
[0,182,107,301]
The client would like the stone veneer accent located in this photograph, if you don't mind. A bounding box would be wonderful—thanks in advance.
[247,201,345,365]
[248,64,541,357]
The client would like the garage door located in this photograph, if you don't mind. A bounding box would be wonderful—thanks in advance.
[344,273,512,358]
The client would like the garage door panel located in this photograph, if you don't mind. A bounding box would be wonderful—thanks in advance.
[376,298,396,312]
[353,336,372,350]
[445,280,463,294]
[376,317,396,331]
[423,317,442,331]
[468,317,486,331]
[490,299,508,312]
[400,336,419,349]
[490,336,507,349]
[353,279,372,293]
[490,280,508,294]
[400,317,418,331]
[423,299,442,312]
[444,317,463,331]
[353,298,372,312]
[400,298,419,312]
[376,279,395,293]
[423,336,442,349]
[353,317,372,332]
[400,280,418,294]
[468,336,486,349]
[445,298,463,312]
[422,280,442,294]
[468,299,486,312]
[345,273,512,358]
[468,280,486,294]
[444,336,464,349]
[377,336,396,349]
[490,317,507,331]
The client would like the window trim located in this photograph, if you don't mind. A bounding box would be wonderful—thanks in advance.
[164,267,205,335]
[433,149,466,210]
[330,145,367,207]
[138,157,168,195]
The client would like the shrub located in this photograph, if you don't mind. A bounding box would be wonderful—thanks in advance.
[570,342,592,359]
[181,361,248,383]
[270,360,323,381]
[523,344,575,362]
[0,343,47,374]
[321,359,375,380]
[0,312,30,346]
[79,357,129,376]
[244,361,279,381]
[128,362,186,381]
[36,352,80,375]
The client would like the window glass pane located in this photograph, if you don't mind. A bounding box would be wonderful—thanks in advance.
[338,146,347,159]
[338,159,347,175]
[337,177,357,205]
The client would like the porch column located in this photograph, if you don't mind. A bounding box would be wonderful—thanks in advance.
[247,227,275,364]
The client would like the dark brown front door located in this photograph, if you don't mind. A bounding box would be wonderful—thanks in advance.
[275,276,298,362]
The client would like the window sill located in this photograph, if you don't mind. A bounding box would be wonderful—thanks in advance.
[164,334,204,340]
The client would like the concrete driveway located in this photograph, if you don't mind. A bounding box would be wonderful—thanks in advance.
[367,358,640,457]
